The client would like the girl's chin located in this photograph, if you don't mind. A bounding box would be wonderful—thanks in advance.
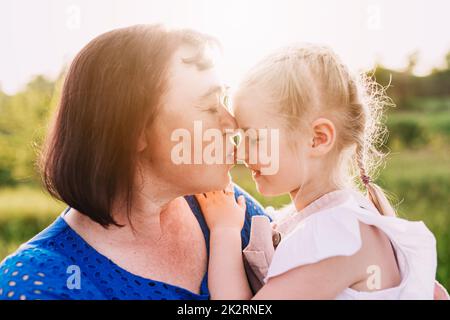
[255,179,280,197]
[254,176,291,197]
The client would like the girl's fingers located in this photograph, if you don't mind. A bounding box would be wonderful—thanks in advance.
[224,182,234,194]
[237,195,246,211]
[194,193,206,204]
[197,190,241,204]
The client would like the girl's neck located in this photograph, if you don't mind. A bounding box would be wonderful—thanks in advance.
[290,180,341,212]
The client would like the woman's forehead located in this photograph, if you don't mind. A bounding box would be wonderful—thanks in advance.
[166,48,223,99]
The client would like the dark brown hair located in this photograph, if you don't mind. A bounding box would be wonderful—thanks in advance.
[40,24,217,227]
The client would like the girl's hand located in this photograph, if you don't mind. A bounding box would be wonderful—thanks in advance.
[195,184,247,232]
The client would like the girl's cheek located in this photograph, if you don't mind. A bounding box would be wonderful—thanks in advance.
[246,143,259,166]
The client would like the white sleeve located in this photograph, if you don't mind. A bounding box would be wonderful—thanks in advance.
[265,210,362,282]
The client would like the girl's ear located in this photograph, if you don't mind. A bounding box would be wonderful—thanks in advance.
[137,130,148,152]
[309,118,336,156]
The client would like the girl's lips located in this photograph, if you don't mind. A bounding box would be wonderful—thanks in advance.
[226,149,235,163]
[251,169,261,179]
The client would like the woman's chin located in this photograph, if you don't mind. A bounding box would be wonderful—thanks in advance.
[213,169,233,190]
[222,171,232,187]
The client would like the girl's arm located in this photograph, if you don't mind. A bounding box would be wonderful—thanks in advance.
[195,189,253,300]
[209,228,253,299]
[253,254,359,299]
[196,188,365,300]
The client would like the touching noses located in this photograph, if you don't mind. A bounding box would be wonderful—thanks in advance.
[220,107,238,132]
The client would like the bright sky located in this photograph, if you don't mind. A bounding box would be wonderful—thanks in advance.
[0,0,449,94]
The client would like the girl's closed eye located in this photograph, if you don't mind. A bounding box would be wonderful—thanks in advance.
[247,132,263,145]
[249,136,259,145]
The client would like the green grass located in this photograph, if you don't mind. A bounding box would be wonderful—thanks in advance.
[0,187,64,260]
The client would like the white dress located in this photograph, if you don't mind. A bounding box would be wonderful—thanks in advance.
[243,189,437,299]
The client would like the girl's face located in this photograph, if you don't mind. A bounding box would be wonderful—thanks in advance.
[232,87,311,197]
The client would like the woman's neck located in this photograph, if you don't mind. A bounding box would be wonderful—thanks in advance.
[65,175,186,246]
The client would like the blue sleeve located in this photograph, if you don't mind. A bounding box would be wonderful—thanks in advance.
[0,247,105,300]
[233,184,271,248]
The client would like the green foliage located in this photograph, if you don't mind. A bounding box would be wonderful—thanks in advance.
[0,76,57,186]
[386,112,450,149]
[388,117,429,148]
[0,186,64,259]
[373,66,450,104]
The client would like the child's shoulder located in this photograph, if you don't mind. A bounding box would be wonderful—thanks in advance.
[267,207,363,277]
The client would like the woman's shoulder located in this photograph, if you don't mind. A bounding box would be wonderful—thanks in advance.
[0,247,67,299]
[185,183,269,249]
[0,245,99,300]
[0,216,104,300]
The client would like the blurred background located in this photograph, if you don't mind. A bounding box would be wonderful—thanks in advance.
[0,0,449,288]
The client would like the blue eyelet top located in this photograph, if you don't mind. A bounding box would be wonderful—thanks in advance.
[0,185,267,300]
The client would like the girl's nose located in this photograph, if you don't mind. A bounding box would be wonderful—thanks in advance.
[235,133,250,164]
[220,107,238,131]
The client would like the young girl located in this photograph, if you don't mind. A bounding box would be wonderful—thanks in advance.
[195,44,438,299]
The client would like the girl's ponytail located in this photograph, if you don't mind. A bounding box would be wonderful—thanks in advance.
[366,183,396,217]
[357,143,396,217]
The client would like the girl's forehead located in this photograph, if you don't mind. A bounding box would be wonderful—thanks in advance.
[233,84,263,101]
[233,88,274,113]
[232,94,283,131]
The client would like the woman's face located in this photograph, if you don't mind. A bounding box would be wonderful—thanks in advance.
[142,45,237,195]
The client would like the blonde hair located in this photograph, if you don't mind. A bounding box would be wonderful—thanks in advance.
[238,43,396,216]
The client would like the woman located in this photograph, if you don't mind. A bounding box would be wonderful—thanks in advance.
[0,25,265,300]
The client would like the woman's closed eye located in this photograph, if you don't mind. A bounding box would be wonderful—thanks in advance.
[203,94,229,114]
[205,104,219,114]
[195,102,219,114]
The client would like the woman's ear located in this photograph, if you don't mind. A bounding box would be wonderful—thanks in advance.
[309,118,336,156]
